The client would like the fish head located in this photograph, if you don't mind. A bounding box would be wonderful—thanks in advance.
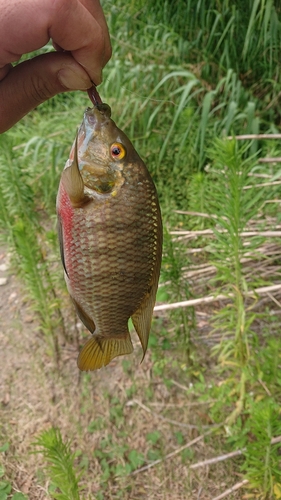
[73,104,141,195]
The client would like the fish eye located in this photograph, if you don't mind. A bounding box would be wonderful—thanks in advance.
[110,143,126,160]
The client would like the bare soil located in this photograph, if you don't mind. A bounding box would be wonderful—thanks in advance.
[0,248,245,500]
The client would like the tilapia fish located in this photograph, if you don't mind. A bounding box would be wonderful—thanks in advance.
[56,98,162,371]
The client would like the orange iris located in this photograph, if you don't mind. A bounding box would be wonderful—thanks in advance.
[111,143,126,160]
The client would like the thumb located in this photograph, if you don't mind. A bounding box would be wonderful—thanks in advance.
[0,52,92,133]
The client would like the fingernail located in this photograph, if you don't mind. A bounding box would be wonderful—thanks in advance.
[58,66,91,90]
[94,70,103,86]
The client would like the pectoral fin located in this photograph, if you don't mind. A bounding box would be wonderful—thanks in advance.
[61,134,89,208]
[77,333,133,371]
[72,298,96,334]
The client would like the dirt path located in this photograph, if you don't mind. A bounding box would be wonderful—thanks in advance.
[0,248,245,500]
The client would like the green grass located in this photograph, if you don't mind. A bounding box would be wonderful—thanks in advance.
[33,428,81,500]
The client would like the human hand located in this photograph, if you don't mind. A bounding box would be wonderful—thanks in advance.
[0,0,112,133]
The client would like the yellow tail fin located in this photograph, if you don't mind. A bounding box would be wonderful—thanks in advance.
[77,334,133,371]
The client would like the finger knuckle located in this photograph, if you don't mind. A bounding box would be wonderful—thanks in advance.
[28,74,54,103]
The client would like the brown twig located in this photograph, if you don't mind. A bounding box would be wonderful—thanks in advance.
[258,157,281,163]
[243,180,281,189]
[266,292,281,310]
[130,427,220,476]
[227,133,281,140]
[154,293,228,311]
[149,400,218,407]
[211,479,249,500]
[270,435,281,445]
[126,399,209,429]
[170,229,281,237]
[190,436,281,471]
[248,172,271,178]
[170,379,190,391]
[258,378,272,397]
[190,449,244,469]
[154,284,281,312]
[174,210,218,219]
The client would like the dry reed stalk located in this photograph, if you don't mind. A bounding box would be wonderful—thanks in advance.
[211,480,249,500]
[154,284,281,312]
[170,229,281,237]
[227,134,281,139]
[244,180,281,189]
[190,449,244,469]
[126,399,205,429]
[190,436,281,470]
[130,427,221,476]
[258,157,281,163]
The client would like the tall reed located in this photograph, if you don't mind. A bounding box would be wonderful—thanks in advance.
[206,139,266,422]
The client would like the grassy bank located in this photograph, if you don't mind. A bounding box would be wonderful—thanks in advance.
[1,0,281,498]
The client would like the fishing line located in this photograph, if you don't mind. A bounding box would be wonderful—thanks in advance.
[115,87,176,106]
[99,77,176,107]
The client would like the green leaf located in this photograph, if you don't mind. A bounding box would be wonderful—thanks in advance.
[128,450,145,470]
[181,448,194,461]
[0,481,11,494]
[146,431,161,444]
[147,449,161,461]
[33,428,80,500]
[11,494,28,500]
[114,463,131,476]
[174,431,184,445]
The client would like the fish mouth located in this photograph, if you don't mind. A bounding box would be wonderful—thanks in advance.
[75,103,113,163]
[83,104,112,129]
[86,86,111,121]
[77,103,112,144]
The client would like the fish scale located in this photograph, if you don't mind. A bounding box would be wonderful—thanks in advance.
[69,200,156,319]
[57,102,162,371]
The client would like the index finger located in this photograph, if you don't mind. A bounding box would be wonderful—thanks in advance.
[49,0,111,84]
[0,0,111,83]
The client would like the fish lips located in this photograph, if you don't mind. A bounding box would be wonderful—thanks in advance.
[84,104,111,128]
[76,104,116,172]
[77,104,112,146]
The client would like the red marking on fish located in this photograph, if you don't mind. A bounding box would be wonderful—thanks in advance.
[57,183,74,277]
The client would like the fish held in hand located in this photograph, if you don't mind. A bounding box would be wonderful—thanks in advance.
[56,102,162,371]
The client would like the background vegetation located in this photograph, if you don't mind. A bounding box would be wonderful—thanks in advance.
[1,0,281,498]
